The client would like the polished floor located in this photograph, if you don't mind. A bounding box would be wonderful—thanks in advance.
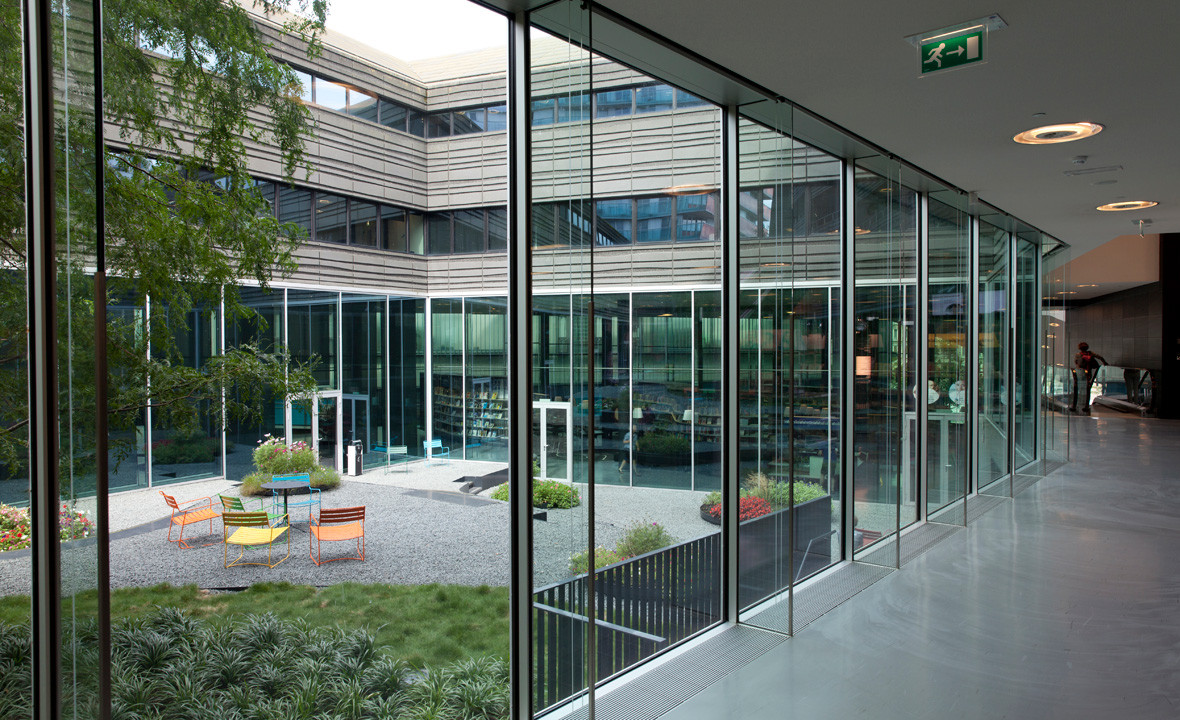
[658,414,1180,720]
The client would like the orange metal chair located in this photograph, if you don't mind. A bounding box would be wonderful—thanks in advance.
[309,506,366,565]
[160,491,220,549]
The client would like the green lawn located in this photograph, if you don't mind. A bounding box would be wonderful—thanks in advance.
[0,581,509,667]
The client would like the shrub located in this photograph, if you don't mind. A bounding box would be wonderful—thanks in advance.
[1,503,93,553]
[568,520,677,573]
[740,471,828,509]
[567,546,625,574]
[488,479,580,509]
[634,430,691,455]
[616,521,677,558]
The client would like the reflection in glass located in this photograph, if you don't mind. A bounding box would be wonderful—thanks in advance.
[926,197,969,514]
[978,222,1010,489]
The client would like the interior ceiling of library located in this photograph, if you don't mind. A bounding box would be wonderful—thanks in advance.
[489,0,1178,279]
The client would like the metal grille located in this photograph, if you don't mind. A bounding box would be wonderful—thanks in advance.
[559,625,787,720]
[900,522,961,565]
[966,493,1008,523]
[744,562,894,634]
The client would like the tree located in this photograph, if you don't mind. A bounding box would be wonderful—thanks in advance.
[0,0,328,487]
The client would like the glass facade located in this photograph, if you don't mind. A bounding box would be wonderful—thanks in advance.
[3,2,1066,718]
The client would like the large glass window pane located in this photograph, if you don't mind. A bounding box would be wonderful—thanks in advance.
[406,210,425,254]
[347,87,378,121]
[381,206,407,252]
[631,292,693,489]
[350,200,378,247]
[426,212,452,254]
[484,104,507,132]
[978,221,1010,488]
[1015,235,1039,465]
[342,296,386,467]
[531,96,556,125]
[487,207,507,251]
[389,298,426,455]
[926,196,970,516]
[557,92,590,122]
[595,87,633,117]
[407,108,425,136]
[426,113,452,138]
[635,83,674,113]
[314,77,348,111]
[226,287,285,479]
[853,167,919,556]
[379,99,407,131]
[315,192,348,244]
[636,196,672,242]
[676,192,717,242]
[277,185,312,236]
[466,298,509,461]
[430,298,464,456]
[291,68,313,102]
[452,108,485,134]
[595,198,633,244]
[454,209,486,253]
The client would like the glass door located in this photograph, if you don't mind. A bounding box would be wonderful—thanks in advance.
[533,401,571,480]
[316,391,343,472]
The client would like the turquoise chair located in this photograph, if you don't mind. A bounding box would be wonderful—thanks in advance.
[269,472,321,521]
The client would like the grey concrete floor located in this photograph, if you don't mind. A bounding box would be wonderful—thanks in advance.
[659,412,1180,720]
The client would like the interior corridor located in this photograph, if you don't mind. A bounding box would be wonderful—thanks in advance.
[645,413,1180,719]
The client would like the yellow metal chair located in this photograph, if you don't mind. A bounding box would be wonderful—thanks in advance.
[222,511,290,568]
[309,506,366,566]
[160,491,220,549]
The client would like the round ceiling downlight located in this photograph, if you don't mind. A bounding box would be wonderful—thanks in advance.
[1013,122,1103,144]
[1096,200,1158,212]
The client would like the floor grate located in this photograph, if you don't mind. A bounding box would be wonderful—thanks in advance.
[560,625,787,720]
[744,562,894,634]
[899,522,961,565]
[966,493,1008,523]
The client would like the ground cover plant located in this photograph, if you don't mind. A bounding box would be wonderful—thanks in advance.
[0,582,509,667]
[0,607,509,720]
[699,472,829,522]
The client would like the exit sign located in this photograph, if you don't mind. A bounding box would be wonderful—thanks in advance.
[921,30,983,74]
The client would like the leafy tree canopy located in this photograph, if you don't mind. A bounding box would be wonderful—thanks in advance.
[0,0,329,481]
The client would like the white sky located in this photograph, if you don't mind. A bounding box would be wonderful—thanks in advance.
[325,0,507,60]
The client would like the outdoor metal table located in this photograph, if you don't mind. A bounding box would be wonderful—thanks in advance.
[260,480,308,523]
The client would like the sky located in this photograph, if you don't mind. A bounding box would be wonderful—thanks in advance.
[324,0,508,60]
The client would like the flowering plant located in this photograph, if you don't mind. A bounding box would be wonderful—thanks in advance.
[252,434,315,475]
[707,495,773,522]
[0,503,93,552]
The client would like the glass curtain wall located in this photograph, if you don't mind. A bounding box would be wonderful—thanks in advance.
[736,111,844,629]
[342,294,386,464]
[529,3,724,709]
[465,297,509,461]
[978,221,1010,491]
[1014,235,1039,468]
[852,167,919,556]
[430,297,465,457]
[389,297,426,456]
[226,287,286,480]
[1042,247,1070,466]
[925,196,969,515]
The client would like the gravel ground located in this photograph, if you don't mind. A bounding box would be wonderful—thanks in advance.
[0,460,719,595]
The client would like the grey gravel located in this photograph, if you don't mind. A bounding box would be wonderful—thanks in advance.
[0,460,721,596]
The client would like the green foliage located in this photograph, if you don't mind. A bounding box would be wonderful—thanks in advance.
[616,521,678,558]
[700,491,722,508]
[568,520,677,574]
[252,435,316,475]
[741,471,827,509]
[0,0,326,476]
[487,479,580,509]
[634,430,691,455]
[0,582,510,668]
[567,546,625,575]
[0,607,509,720]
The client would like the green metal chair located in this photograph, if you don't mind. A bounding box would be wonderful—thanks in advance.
[222,511,290,568]
[219,494,284,525]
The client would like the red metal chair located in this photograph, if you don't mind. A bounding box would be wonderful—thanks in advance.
[160,491,220,549]
[309,506,366,565]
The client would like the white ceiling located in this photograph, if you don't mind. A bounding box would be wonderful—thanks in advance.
[490,0,1180,263]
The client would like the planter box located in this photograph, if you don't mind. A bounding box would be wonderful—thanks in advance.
[736,495,832,609]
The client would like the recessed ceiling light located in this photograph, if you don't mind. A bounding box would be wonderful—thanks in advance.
[1013,122,1103,144]
[1097,200,1158,212]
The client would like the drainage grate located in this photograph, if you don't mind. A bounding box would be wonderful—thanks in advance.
[560,625,787,720]
[900,522,961,565]
[1012,474,1041,495]
[966,493,1008,523]
[744,562,894,634]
